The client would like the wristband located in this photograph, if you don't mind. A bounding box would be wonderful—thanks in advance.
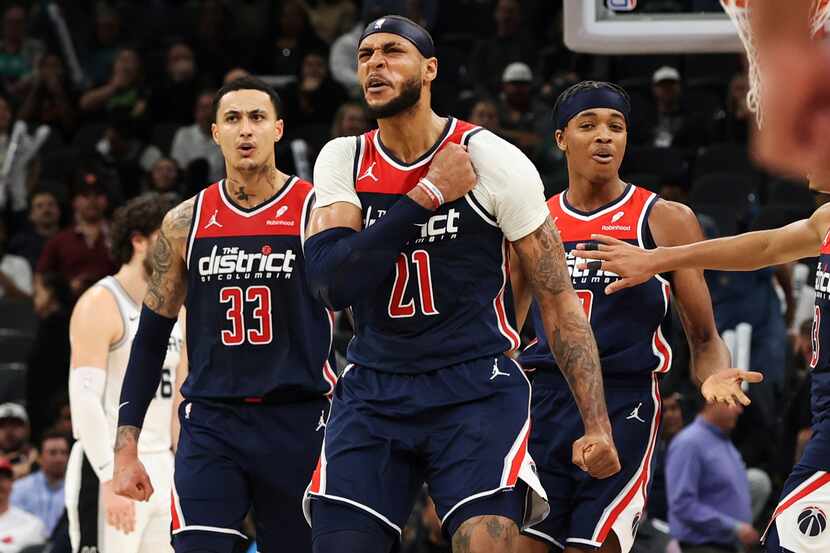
[418,177,444,208]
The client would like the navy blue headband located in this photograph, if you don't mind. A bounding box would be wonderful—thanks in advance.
[556,87,631,130]
[359,15,435,58]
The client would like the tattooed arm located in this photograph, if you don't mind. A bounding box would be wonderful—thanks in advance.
[512,217,620,479]
[112,198,194,501]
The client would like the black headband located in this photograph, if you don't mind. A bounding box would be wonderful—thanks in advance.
[359,15,435,58]
[556,86,631,130]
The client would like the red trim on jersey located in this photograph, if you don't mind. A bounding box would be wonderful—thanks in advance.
[548,185,651,243]
[170,491,181,531]
[652,280,673,373]
[494,240,521,350]
[763,472,830,538]
[595,375,662,543]
[310,457,323,494]
[506,423,530,486]
[193,179,313,239]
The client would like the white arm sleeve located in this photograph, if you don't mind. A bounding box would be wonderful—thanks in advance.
[468,130,549,242]
[312,136,361,209]
[68,366,113,481]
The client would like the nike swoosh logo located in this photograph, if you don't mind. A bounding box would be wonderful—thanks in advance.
[129,315,138,321]
[118,402,129,411]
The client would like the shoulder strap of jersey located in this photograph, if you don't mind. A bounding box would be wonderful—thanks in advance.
[185,187,210,271]
[94,276,135,351]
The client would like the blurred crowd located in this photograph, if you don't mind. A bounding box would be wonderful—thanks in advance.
[0,1,819,552]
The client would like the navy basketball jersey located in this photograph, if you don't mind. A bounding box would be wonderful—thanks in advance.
[810,231,830,424]
[183,178,337,399]
[519,184,672,378]
[347,118,521,373]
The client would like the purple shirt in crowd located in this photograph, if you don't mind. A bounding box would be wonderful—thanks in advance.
[666,415,752,546]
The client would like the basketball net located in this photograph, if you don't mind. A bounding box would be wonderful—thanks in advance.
[721,0,830,127]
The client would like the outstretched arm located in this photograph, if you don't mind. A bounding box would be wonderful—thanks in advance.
[512,217,620,479]
[573,201,830,294]
[113,198,192,500]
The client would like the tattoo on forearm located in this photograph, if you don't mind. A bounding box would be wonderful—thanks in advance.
[114,426,140,453]
[521,217,608,428]
[145,200,193,317]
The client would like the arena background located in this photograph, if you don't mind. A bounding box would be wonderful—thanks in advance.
[0,1,817,552]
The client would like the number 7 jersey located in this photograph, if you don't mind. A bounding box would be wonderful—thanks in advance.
[183,178,337,400]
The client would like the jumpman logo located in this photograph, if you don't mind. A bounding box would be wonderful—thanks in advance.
[204,209,223,229]
[316,410,326,431]
[627,402,646,423]
[490,360,510,380]
[358,162,379,182]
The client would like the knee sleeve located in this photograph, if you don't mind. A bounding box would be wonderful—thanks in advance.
[311,501,396,553]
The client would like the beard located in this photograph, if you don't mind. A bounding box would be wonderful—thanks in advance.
[365,77,422,120]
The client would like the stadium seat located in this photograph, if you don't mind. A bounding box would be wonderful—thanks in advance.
[621,146,688,182]
[767,178,816,210]
[690,172,760,232]
[0,298,37,337]
[0,330,33,364]
[694,142,760,180]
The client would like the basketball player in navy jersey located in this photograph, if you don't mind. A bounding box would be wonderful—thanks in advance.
[574,173,830,552]
[513,81,763,553]
[303,16,619,553]
[111,76,337,553]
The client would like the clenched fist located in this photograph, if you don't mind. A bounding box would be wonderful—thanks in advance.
[112,453,155,502]
[425,142,477,204]
[572,431,621,479]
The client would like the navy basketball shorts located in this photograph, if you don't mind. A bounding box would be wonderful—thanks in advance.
[523,371,661,553]
[171,396,330,553]
[303,355,549,541]
[762,421,830,553]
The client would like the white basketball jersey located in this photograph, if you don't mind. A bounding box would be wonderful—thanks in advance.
[96,276,183,454]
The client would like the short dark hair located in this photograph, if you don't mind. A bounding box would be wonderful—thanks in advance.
[553,80,631,129]
[212,76,282,122]
[110,192,179,265]
[40,429,69,449]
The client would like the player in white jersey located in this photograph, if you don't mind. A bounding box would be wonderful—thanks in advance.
[66,192,185,553]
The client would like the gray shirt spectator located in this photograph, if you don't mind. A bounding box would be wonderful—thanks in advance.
[171,91,224,184]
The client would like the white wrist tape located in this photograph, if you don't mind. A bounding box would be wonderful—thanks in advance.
[418,177,445,207]
[69,366,114,481]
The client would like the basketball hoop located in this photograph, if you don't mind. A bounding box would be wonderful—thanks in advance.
[721,0,830,126]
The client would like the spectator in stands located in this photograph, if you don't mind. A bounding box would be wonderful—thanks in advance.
[81,6,123,88]
[0,219,32,300]
[79,47,148,123]
[497,62,547,155]
[329,19,363,98]
[667,401,758,552]
[8,190,61,270]
[18,52,78,140]
[282,50,349,128]
[37,175,115,296]
[223,67,250,84]
[50,397,71,438]
[330,102,369,138]
[144,157,181,194]
[0,404,36,481]
[11,431,68,535]
[468,98,501,134]
[149,41,205,126]
[707,72,751,144]
[469,0,538,97]
[26,272,71,442]
[0,4,44,98]
[308,0,358,44]
[0,458,45,552]
[650,66,687,148]
[95,114,162,199]
[0,94,38,217]
[262,1,327,76]
[192,0,238,85]
[649,391,686,523]
[171,90,224,183]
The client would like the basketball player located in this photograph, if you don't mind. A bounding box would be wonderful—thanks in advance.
[66,192,183,553]
[573,176,830,552]
[303,16,619,553]
[112,76,337,553]
[511,81,764,553]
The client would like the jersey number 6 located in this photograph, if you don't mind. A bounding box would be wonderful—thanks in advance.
[219,286,273,346]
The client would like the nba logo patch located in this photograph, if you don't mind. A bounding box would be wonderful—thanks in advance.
[797,506,827,537]
[608,0,637,11]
